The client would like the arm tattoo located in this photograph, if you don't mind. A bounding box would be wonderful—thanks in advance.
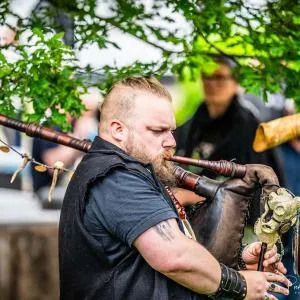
[154,220,175,241]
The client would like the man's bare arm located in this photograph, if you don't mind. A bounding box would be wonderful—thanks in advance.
[134,218,220,295]
[134,218,291,299]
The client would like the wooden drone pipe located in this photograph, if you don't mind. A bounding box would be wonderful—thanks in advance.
[170,156,246,178]
[0,113,246,178]
[0,114,91,152]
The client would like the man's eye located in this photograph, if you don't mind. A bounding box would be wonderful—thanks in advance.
[152,129,163,133]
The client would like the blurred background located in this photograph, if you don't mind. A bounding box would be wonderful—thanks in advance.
[0,0,299,299]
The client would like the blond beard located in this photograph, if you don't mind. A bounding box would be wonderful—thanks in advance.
[126,138,176,186]
[151,154,177,187]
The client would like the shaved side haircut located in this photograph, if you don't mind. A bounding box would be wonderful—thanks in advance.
[99,76,172,133]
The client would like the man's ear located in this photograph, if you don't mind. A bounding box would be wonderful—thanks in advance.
[110,119,128,142]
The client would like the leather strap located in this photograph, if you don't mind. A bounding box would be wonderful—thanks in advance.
[210,263,247,299]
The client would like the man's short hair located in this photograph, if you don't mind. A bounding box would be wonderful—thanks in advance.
[99,76,172,132]
[209,55,237,81]
[213,55,237,70]
[106,76,172,102]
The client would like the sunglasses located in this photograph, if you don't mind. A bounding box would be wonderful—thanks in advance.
[202,74,234,81]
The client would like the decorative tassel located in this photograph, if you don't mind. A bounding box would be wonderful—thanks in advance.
[48,161,64,202]
[0,146,10,153]
[34,164,48,172]
[165,186,196,240]
[10,153,30,183]
[68,170,75,180]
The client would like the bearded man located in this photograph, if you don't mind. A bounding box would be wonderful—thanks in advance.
[59,77,290,300]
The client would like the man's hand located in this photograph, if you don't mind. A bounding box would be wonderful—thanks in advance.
[240,270,290,300]
[242,242,287,274]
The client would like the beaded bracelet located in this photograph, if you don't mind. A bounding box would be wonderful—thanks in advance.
[210,263,247,300]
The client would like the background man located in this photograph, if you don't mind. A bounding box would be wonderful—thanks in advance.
[175,56,286,226]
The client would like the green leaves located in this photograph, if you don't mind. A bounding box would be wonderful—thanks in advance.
[0,29,85,131]
[0,0,300,129]
[32,27,44,39]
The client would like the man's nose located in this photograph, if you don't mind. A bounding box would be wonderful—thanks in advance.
[163,132,176,148]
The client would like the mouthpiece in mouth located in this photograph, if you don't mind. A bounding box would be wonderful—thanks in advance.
[164,154,172,160]
[163,152,174,160]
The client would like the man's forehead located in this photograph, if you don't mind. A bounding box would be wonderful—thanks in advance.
[139,95,173,111]
[125,89,174,119]
[143,108,176,129]
[216,63,232,74]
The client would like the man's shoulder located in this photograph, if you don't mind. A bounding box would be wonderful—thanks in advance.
[238,93,283,122]
[236,95,261,120]
[77,146,151,178]
[90,165,157,192]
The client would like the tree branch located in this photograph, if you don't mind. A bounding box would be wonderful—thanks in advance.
[95,15,183,55]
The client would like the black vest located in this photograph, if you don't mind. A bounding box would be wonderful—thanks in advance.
[59,136,200,300]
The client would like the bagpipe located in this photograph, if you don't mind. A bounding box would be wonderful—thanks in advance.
[1,113,300,273]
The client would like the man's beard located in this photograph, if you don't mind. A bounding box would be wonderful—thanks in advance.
[126,137,177,186]
[151,152,177,187]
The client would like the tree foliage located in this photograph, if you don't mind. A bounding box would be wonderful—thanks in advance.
[0,0,299,130]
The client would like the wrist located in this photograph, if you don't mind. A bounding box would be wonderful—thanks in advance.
[209,263,247,299]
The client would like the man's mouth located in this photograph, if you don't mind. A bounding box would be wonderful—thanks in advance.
[163,150,175,160]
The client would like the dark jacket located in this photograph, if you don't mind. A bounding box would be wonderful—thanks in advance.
[59,136,200,300]
[175,95,286,225]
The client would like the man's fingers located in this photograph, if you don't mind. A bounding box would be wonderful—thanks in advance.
[265,272,292,288]
[263,253,281,267]
[274,262,287,274]
[245,242,262,256]
[266,282,289,296]
[264,246,277,260]
[253,242,262,255]
[263,251,287,274]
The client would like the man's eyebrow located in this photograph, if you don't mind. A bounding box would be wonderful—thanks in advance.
[148,124,176,130]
